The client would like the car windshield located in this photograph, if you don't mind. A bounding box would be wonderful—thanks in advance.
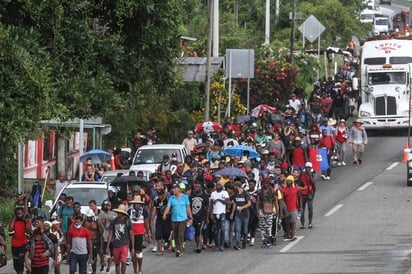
[62,187,108,206]
[133,149,182,165]
[368,72,406,85]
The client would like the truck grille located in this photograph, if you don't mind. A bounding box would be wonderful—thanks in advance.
[375,96,396,115]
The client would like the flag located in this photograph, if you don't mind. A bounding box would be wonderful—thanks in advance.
[309,148,329,172]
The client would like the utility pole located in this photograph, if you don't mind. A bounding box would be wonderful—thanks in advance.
[204,0,213,121]
[212,0,219,57]
[264,0,270,45]
[290,0,297,64]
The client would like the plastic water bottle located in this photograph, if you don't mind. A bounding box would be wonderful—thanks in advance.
[87,262,93,274]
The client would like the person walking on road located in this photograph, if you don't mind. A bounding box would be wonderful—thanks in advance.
[10,207,30,274]
[127,195,148,274]
[282,175,301,241]
[24,228,54,274]
[66,215,93,274]
[162,183,193,257]
[298,162,316,229]
[107,204,134,274]
[256,178,279,248]
[231,181,251,250]
[211,181,231,252]
[348,119,368,166]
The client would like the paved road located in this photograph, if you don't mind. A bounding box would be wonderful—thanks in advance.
[1,132,412,273]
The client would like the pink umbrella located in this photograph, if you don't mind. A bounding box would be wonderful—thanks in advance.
[250,104,277,118]
[195,121,223,133]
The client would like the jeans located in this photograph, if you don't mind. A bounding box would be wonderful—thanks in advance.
[301,195,314,226]
[69,252,88,274]
[213,213,226,248]
[224,219,235,245]
[234,215,250,246]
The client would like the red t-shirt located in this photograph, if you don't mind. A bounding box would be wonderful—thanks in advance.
[12,220,27,247]
[31,240,49,268]
[282,186,299,212]
[292,147,306,167]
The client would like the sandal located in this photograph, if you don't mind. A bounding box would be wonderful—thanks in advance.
[157,252,164,256]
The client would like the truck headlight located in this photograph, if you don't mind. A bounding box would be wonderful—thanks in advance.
[359,111,371,117]
[395,86,401,92]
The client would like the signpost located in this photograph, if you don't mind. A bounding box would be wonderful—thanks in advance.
[225,49,255,117]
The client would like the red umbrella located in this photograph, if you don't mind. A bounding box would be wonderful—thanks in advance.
[195,121,223,133]
[250,104,277,118]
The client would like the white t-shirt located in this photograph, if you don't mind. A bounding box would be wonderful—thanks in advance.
[288,99,301,112]
[211,190,229,214]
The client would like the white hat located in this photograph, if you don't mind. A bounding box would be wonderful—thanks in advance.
[85,209,95,218]
[305,162,313,168]
[51,220,60,225]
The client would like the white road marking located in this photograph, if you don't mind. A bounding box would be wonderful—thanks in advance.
[279,236,304,253]
[324,204,343,217]
[357,181,373,191]
[386,162,399,170]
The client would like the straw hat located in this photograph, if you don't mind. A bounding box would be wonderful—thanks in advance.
[339,119,346,124]
[113,204,129,217]
[353,119,363,124]
[129,195,144,204]
[328,118,337,126]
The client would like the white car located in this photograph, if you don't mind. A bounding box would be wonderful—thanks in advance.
[48,181,109,216]
[130,144,190,175]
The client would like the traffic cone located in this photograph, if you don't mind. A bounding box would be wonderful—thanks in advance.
[111,154,116,170]
[402,141,409,163]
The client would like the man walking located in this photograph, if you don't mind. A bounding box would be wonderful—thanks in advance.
[128,195,148,274]
[348,119,368,166]
[107,204,134,274]
[66,215,93,274]
[257,178,279,248]
[210,181,230,252]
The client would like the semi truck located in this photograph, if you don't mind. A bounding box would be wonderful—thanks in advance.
[358,38,412,129]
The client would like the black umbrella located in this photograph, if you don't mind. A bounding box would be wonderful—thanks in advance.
[110,176,146,186]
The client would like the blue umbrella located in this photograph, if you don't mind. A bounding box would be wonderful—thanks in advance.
[80,149,111,164]
[213,167,248,178]
[223,145,259,159]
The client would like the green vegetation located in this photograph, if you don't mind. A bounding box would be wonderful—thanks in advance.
[0,0,370,190]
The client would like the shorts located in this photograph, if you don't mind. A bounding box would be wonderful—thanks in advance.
[113,245,128,264]
[103,241,114,256]
[155,222,172,241]
[193,220,205,237]
[286,210,298,224]
[134,235,144,253]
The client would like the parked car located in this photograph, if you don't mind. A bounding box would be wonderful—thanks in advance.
[47,181,109,217]
[130,144,190,175]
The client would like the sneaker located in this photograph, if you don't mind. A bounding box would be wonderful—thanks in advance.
[234,245,241,250]
[151,245,157,252]
[353,161,357,166]
[342,161,347,166]
[195,248,202,253]
[308,223,313,229]
[175,250,183,257]
[266,243,272,249]
[326,176,330,180]
[337,162,342,166]
[321,174,326,180]
[250,238,255,246]
[241,241,246,249]
[261,243,267,248]
[300,225,305,229]
[358,159,362,165]
[271,237,277,245]
[218,247,224,252]
[223,242,229,248]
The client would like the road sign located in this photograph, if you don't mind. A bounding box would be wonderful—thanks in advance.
[298,15,325,43]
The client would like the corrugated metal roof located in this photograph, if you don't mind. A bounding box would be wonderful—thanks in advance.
[176,57,224,82]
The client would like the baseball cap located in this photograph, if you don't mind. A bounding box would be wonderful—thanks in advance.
[103,200,111,206]
[305,162,313,168]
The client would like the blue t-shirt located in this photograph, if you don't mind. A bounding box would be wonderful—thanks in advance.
[167,194,190,222]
